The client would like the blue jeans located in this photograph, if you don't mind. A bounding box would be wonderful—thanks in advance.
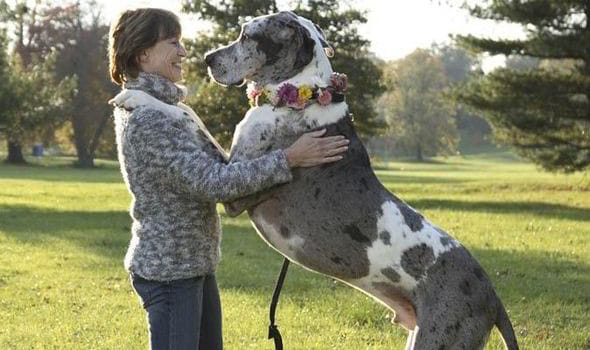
[130,273,223,350]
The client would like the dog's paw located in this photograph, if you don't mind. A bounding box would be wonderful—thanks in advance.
[109,89,154,111]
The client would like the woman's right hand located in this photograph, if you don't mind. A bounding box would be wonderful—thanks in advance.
[284,129,350,168]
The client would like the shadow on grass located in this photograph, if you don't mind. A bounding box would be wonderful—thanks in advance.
[409,198,590,222]
[469,248,590,306]
[218,222,590,309]
[0,163,123,184]
[2,204,588,311]
[0,204,130,258]
[376,173,471,185]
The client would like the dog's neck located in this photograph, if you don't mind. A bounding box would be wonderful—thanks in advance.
[256,42,333,95]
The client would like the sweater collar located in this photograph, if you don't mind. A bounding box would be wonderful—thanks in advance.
[124,72,186,105]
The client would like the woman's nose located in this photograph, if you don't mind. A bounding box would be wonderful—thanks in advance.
[178,44,187,57]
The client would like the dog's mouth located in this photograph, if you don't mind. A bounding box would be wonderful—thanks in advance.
[230,79,245,87]
[207,68,245,87]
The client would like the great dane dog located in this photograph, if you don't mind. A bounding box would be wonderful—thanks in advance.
[112,11,519,350]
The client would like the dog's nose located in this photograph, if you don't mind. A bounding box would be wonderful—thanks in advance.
[204,53,215,67]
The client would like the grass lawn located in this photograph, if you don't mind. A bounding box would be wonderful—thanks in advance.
[0,153,588,349]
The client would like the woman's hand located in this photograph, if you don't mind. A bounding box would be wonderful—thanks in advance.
[284,129,350,168]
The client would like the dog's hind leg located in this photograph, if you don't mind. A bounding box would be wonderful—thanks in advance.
[412,312,493,350]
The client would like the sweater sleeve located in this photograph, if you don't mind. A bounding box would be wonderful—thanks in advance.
[128,107,292,203]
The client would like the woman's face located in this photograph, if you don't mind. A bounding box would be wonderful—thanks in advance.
[139,36,187,82]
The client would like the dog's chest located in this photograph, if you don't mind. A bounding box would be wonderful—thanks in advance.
[234,103,459,294]
[231,103,349,159]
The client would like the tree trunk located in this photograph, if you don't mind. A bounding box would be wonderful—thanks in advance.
[416,143,423,162]
[72,117,95,169]
[6,140,26,164]
[75,149,95,168]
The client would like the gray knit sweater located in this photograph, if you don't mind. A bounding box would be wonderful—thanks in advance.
[113,72,292,281]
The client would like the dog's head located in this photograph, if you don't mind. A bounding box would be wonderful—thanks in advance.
[204,11,332,86]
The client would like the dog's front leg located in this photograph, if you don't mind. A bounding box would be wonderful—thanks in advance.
[223,187,280,217]
[222,121,285,216]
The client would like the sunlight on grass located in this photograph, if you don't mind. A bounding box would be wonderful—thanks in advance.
[0,154,588,349]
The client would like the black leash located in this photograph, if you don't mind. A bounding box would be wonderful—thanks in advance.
[268,258,290,350]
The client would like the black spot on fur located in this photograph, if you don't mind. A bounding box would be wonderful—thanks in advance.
[440,236,453,246]
[343,224,370,243]
[381,267,401,283]
[379,230,391,245]
[473,267,484,281]
[397,203,424,232]
[360,177,369,190]
[255,35,284,65]
[314,187,321,199]
[331,256,343,264]
[401,243,435,280]
[459,279,472,296]
[280,225,290,238]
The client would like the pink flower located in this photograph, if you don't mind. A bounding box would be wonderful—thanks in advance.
[246,84,263,100]
[330,72,348,92]
[317,89,332,106]
[288,99,306,110]
[276,83,299,105]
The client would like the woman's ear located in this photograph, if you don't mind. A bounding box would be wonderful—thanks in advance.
[138,50,149,63]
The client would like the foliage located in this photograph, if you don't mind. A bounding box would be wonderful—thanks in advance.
[434,44,493,152]
[454,0,590,172]
[0,0,78,163]
[379,49,458,160]
[181,0,383,147]
[0,52,76,161]
[0,29,14,127]
[54,2,118,167]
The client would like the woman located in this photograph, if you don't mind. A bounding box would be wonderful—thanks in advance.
[108,8,348,350]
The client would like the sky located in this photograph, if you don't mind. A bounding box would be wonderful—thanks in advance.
[98,0,527,71]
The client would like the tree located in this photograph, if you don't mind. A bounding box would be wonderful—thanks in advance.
[181,0,383,147]
[454,1,590,172]
[379,49,458,161]
[1,53,76,163]
[434,44,492,152]
[0,0,78,164]
[54,2,117,167]
[0,30,16,146]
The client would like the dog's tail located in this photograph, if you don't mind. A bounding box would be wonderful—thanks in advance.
[495,298,519,350]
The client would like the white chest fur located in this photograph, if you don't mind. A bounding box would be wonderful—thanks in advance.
[230,102,349,160]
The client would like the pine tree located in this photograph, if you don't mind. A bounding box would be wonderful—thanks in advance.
[454,0,590,172]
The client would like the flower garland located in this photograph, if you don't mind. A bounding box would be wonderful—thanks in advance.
[247,72,348,109]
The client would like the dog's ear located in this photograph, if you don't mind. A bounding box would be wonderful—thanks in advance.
[293,24,316,70]
[278,10,299,20]
[313,23,334,57]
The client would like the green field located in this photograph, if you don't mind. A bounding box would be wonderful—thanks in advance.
[0,153,588,349]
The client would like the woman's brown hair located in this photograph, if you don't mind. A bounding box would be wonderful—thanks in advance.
[109,8,181,85]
